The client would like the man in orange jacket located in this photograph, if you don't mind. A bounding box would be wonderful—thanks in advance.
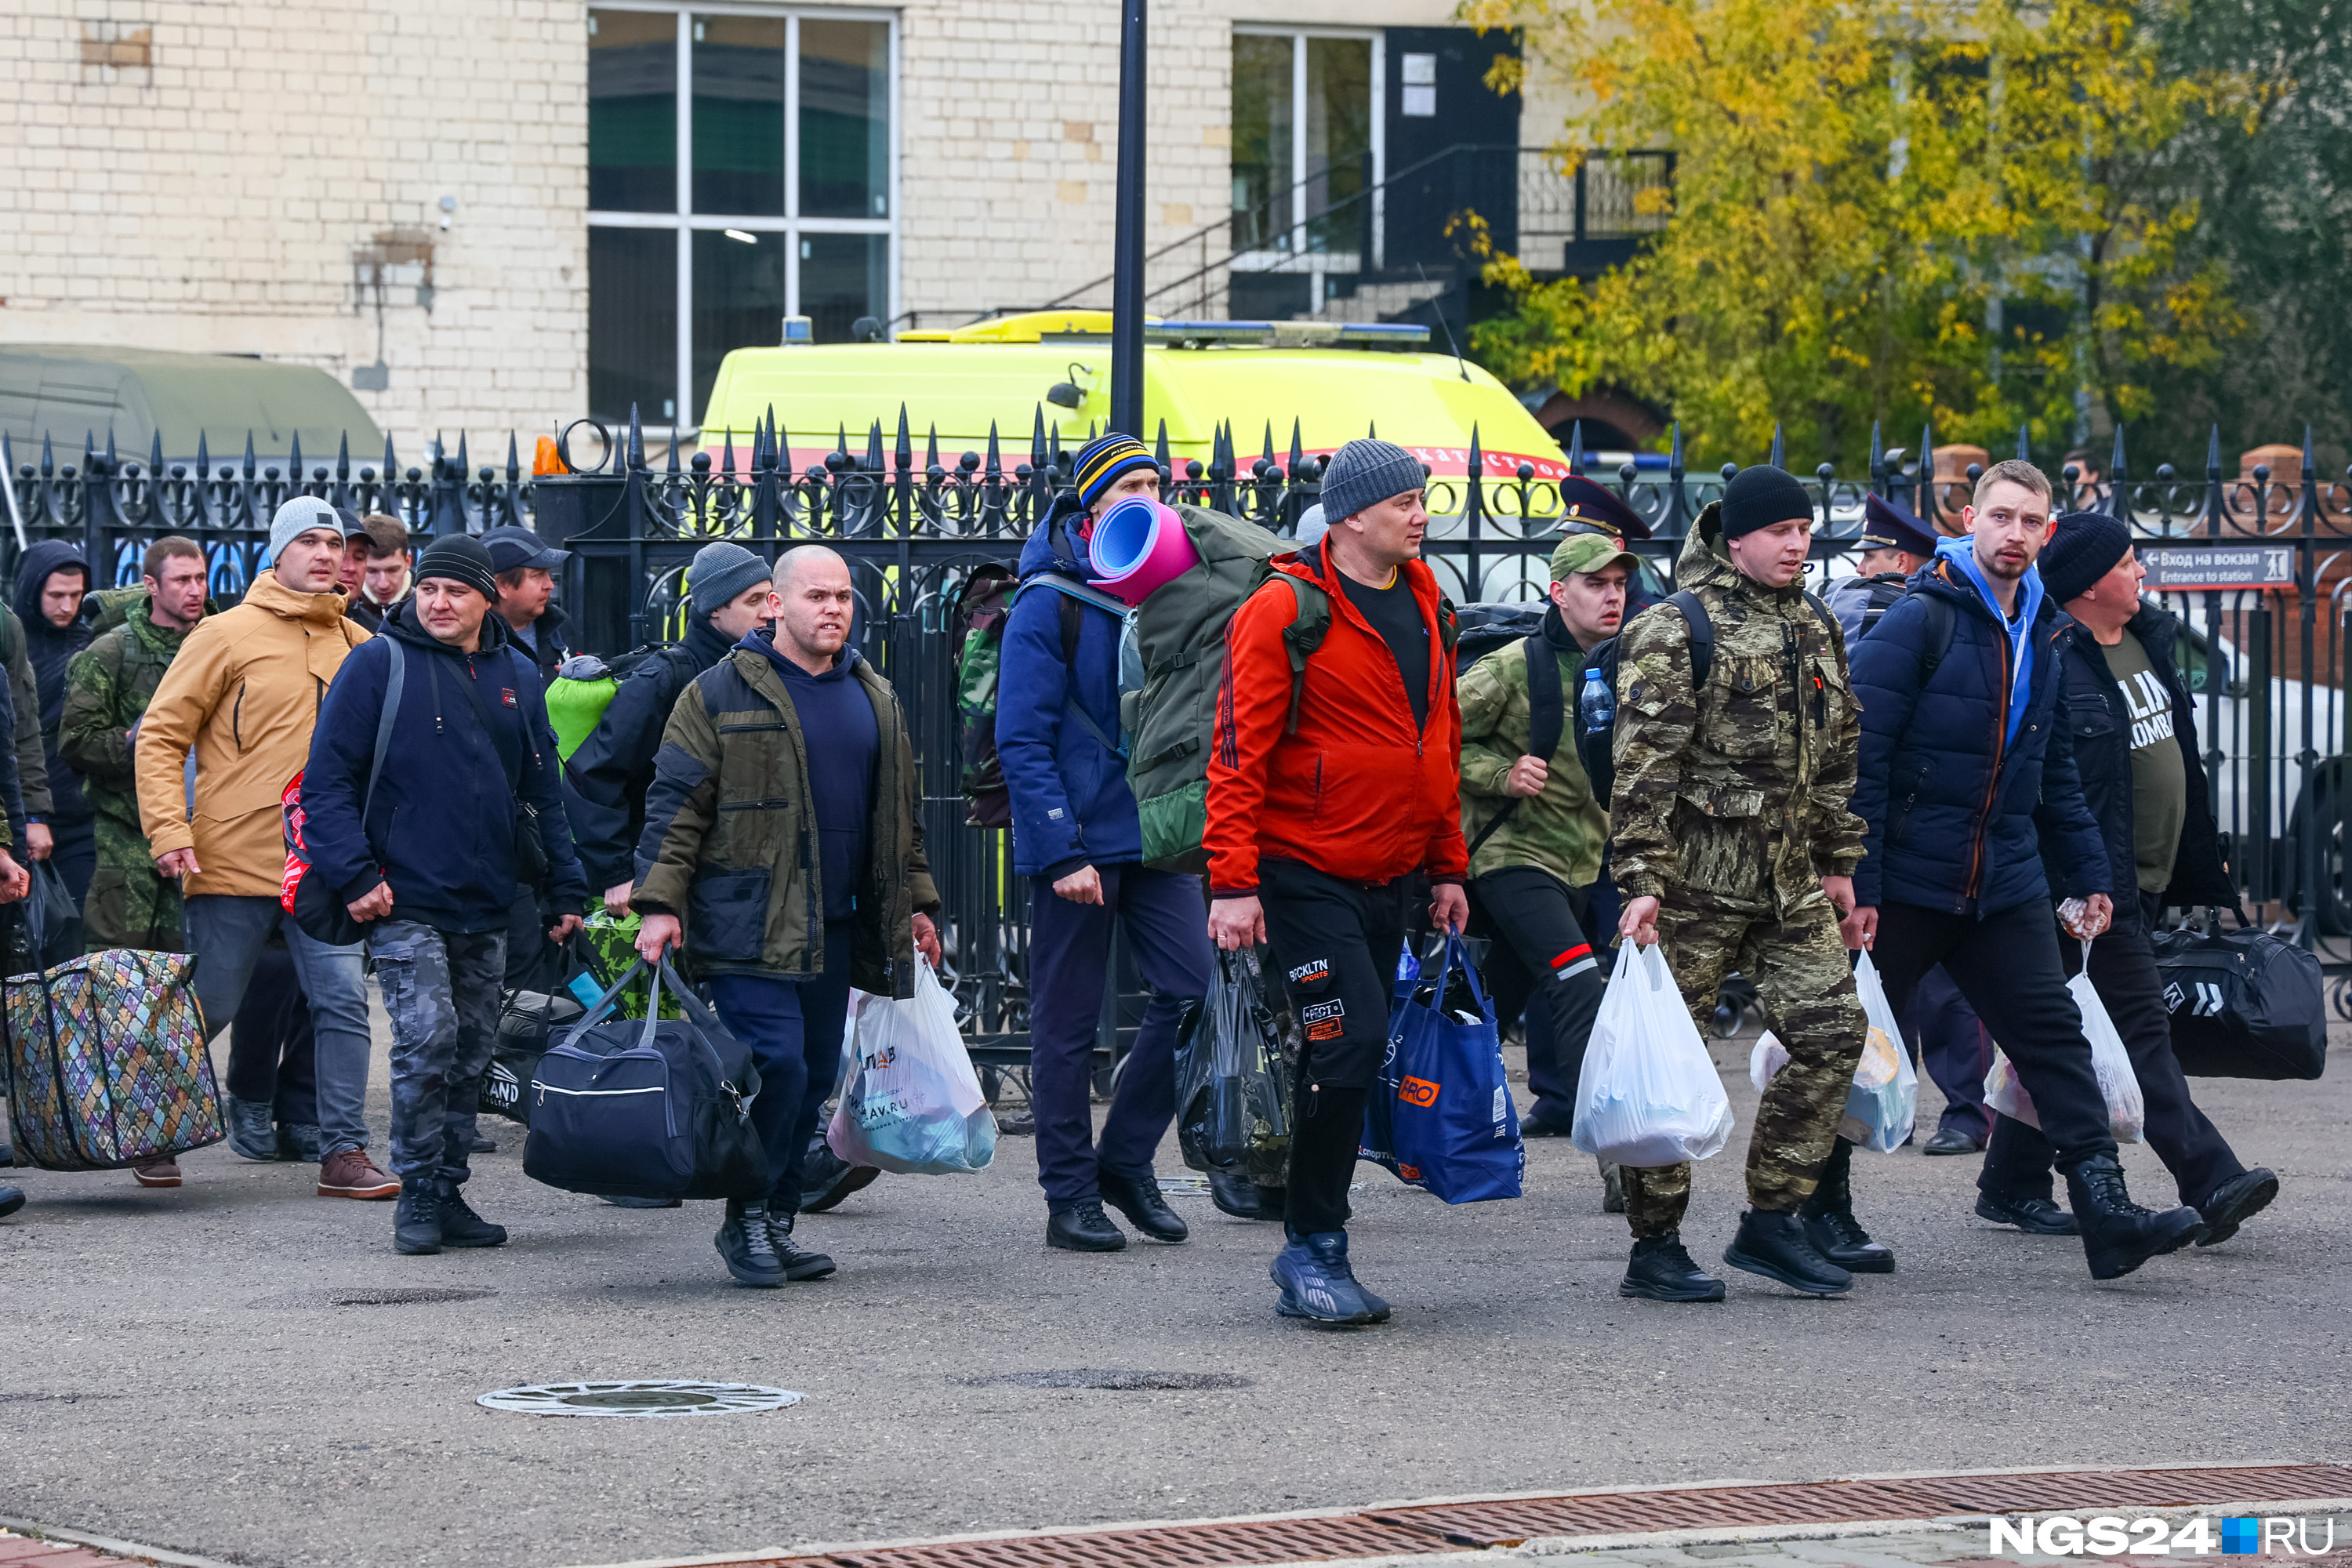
[1206,437,1469,1327]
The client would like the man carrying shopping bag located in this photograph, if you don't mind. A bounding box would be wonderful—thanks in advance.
[1609,466,1874,1303]
[634,546,943,1289]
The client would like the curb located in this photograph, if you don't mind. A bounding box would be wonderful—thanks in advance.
[0,1515,243,1568]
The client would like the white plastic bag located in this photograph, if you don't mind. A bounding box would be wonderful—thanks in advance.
[1572,943,1735,1166]
[1982,946,2144,1144]
[1844,951,1919,1152]
[826,960,999,1174]
[1748,1033,1789,1094]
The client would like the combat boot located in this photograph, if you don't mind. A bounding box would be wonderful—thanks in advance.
[1618,1232,1724,1302]
[2062,1153,2204,1279]
[764,1210,837,1280]
[394,1180,442,1255]
[436,1182,508,1248]
[1271,1230,1388,1326]
[1798,1139,1893,1272]
[715,1198,786,1287]
[1722,1210,1853,1296]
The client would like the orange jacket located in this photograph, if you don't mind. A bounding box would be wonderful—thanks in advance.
[1205,540,1468,896]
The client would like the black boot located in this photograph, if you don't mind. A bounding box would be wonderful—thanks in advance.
[1798,1138,1893,1273]
[714,1198,786,1287]
[1722,1210,1853,1296]
[436,1182,508,1248]
[0,1184,24,1220]
[2063,1153,2205,1279]
[1618,1232,1726,1302]
[1047,1199,1127,1252]
[764,1210,837,1280]
[1099,1169,1189,1243]
[1208,1171,1282,1220]
[394,1181,442,1255]
[2197,1167,2278,1247]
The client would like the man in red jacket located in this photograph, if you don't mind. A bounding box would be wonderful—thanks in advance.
[1206,437,1470,1327]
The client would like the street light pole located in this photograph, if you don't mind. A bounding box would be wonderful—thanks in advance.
[1109,0,1146,438]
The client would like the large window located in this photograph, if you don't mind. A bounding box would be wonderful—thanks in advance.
[589,6,896,430]
[1230,27,1380,315]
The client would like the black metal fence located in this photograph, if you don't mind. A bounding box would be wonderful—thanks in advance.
[7,412,2349,1048]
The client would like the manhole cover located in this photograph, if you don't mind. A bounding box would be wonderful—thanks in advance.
[1156,1174,1210,1198]
[957,1370,1252,1391]
[325,1287,497,1307]
[477,1380,804,1417]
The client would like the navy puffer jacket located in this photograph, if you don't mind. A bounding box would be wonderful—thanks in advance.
[1849,555,2107,916]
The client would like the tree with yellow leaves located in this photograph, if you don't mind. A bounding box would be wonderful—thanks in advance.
[1460,0,2244,466]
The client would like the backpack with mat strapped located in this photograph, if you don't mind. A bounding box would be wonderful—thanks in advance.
[523,957,767,1200]
[2148,917,2327,1080]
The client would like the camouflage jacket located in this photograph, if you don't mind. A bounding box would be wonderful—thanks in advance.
[1610,504,1865,916]
[60,593,191,848]
[1457,610,1610,888]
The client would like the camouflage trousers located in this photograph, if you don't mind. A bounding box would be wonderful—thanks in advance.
[1620,889,1866,1240]
[82,826,183,953]
[370,919,506,1187]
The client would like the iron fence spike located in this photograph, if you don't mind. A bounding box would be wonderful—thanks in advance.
[1288,418,1302,470]
[505,431,520,482]
[896,405,912,466]
[628,405,644,469]
[242,431,256,477]
[1566,421,1584,475]
[2016,422,2031,460]
[337,431,351,480]
[925,423,939,470]
[1769,423,1784,468]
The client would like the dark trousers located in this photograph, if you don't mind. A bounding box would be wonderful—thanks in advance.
[1900,965,1995,1142]
[1871,898,2116,1171]
[709,920,855,1216]
[1026,864,1210,1209]
[1983,891,2248,1207]
[371,920,506,1186]
[222,943,319,1127]
[1259,856,1409,1236]
[41,817,96,968]
[1468,866,1605,1131]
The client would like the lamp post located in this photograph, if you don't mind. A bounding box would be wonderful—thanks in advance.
[1109,0,1146,437]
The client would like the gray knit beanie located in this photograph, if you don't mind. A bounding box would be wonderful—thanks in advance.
[688,540,772,618]
[268,495,341,565]
[1318,438,1428,524]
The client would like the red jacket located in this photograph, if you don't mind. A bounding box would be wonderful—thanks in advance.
[1206,540,1468,896]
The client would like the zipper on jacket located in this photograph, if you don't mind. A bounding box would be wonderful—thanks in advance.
[231,683,245,750]
[1962,608,2013,902]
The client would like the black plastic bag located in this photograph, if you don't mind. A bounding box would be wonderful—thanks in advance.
[23,862,78,970]
[1174,949,1291,1182]
[2149,921,2327,1080]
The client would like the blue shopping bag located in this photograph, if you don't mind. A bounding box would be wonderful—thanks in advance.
[1360,936,1523,1203]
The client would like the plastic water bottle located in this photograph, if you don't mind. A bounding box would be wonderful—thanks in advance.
[1579,667,1615,735]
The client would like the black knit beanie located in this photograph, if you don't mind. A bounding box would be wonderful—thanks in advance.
[1718,465,1816,539]
[413,535,501,601]
[2039,511,2133,604]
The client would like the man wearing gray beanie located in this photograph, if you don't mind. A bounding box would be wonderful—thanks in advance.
[562,540,774,926]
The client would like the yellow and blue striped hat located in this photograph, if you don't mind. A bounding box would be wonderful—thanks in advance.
[1073,433,1156,508]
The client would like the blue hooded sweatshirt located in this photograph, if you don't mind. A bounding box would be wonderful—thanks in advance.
[1933,533,2044,750]
[995,495,1141,880]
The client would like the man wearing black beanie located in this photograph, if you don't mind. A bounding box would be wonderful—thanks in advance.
[1606,465,1880,1302]
[1994,514,2278,1245]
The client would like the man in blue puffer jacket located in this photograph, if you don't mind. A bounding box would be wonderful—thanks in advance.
[1848,458,2207,1282]
[998,434,1213,1254]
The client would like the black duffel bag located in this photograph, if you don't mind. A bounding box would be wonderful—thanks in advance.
[2148,920,2328,1080]
[521,958,767,1201]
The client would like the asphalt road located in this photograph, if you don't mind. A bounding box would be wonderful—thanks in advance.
[2,997,2345,1568]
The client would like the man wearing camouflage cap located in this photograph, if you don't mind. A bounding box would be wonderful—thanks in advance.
[1457,530,1639,1209]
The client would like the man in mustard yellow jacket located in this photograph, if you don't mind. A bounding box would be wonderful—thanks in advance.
[136,497,397,1200]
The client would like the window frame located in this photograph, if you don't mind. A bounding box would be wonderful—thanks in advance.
[587,1,901,434]
[1229,24,1385,292]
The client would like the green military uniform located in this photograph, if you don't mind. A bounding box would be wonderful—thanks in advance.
[59,594,192,950]
[1458,624,1610,887]
[1609,503,1869,1238]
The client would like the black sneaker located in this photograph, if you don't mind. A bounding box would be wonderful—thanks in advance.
[2197,1167,2278,1247]
[1047,1200,1127,1252]
[0,1184,24,1220]
[1802,1208,1895,1273]
[1618,1232,1725,1302]
[715,1200,787,1287]
[1722,1210,1853,1297]
[1208,1171,1283,1221]
[394,1181,442,1255]
[765,1212,837,1280]
[1976,1190,2080,1235]
[278,1123,324,1163]
[1098,1170,1189,1243]
[436,1185,508,1248]
[228,1098,280,1162]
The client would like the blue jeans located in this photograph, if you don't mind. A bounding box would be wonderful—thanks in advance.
[1026,865,1210,1209]
[708,920,855,1214]
[184,894,374,1158]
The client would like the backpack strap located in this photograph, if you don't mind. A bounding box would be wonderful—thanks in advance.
[1465,633,1568,861]
[1018,575,1134,760]
[1665,589,1715,689]
[1916,591,1957,681]
[356,640,405,855]
[1277,576,1332,735]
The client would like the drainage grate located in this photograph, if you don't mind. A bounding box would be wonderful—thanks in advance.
[325,1287,497,1307]
[704,1461,2352,1568]
[956,1370,1252,1392]
[477,1381,803,1417]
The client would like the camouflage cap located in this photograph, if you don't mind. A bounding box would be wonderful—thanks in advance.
[1549,532,1642,582]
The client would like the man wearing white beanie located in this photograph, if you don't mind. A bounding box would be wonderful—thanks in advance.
[136,495,397,1200]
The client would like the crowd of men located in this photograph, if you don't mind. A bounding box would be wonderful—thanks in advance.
[0,437,2283,1327]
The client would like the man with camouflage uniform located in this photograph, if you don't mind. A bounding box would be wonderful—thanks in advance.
[60,536,209,951]
[1609,464,1875,1303]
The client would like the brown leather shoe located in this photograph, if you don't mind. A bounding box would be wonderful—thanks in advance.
[132,1158,182,1188]
[318,1149,401,1200]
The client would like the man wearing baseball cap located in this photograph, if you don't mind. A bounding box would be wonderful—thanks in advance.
[481,524,572,689]
[1457,529,1639,1209]
[136,495,394,1199]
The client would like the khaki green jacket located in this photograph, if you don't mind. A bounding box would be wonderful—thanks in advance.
[633,645,940,997]
[1457,615,1610,888]
[61,593,192,851]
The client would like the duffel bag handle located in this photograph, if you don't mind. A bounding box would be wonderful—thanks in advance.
[566,957,654,1043]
